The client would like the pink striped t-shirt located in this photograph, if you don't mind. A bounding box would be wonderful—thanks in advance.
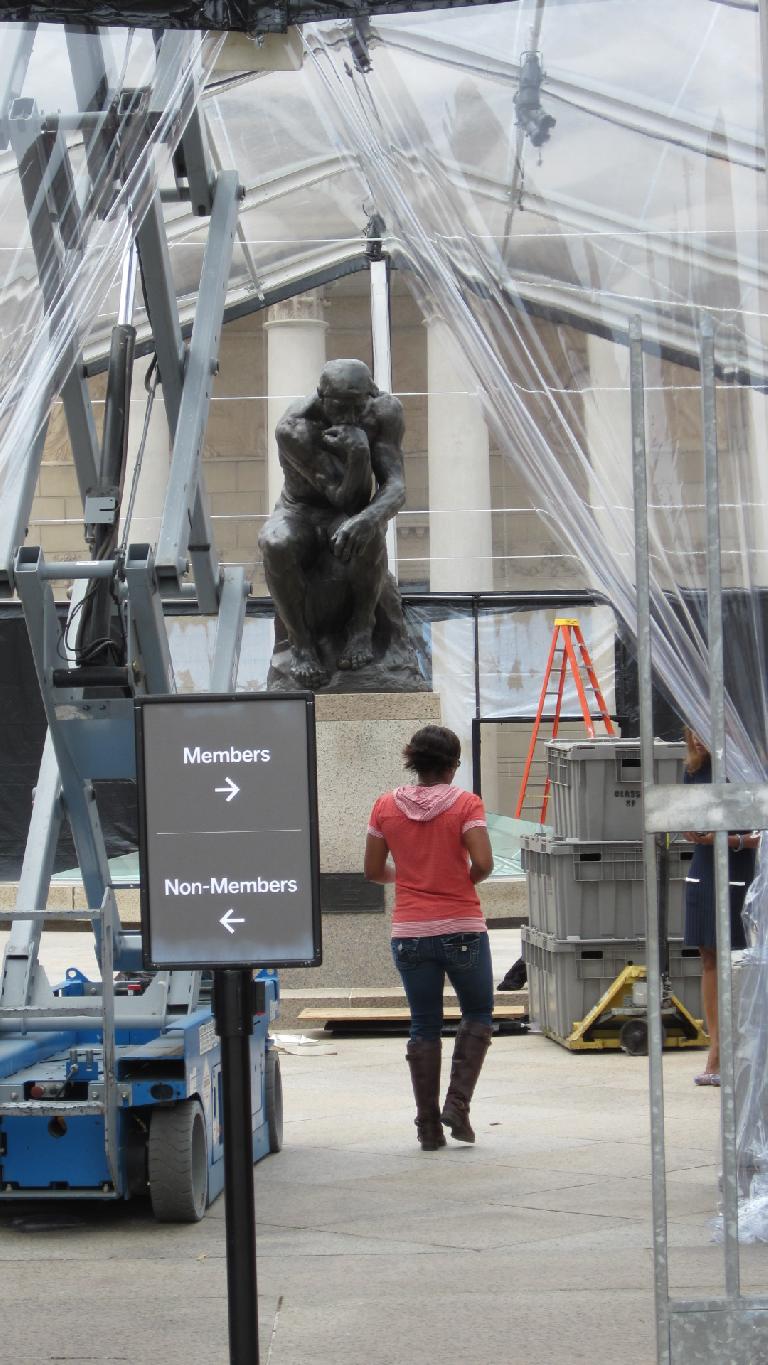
[367,784,488,937]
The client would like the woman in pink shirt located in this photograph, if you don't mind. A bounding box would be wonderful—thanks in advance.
[365,725,495,1151]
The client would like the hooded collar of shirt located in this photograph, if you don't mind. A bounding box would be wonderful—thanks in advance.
[392,783,462,822]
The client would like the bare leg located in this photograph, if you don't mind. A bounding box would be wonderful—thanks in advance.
[338,533,387,670]
[260,515,328,688]
[700,947,719,1073]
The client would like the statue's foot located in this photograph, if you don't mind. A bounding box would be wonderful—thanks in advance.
[290,646,329,689]
[338,632,374,671]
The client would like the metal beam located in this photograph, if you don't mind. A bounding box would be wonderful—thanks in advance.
[629,315,671,1365]
[176,107,214,217]
[8,103,101,496]
[0,734,63,1008]
[13,552,121,966]
[124,543,176,694]
[210,566,248,691]
[0,22,35,151]
[64,23,116,194]
[136,192,185,433]
[61,363,101,498]
[0,0,512,32]
[0,416,49,592]
[155,170,240,599]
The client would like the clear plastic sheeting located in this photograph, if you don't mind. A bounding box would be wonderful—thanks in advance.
[1,0,767,1257]
[0,25,223,576]
[297,2,768,779]
[285,1,768,1246]
[486,812,540,879]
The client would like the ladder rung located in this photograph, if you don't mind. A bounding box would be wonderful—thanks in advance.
[0,1100,103,1117]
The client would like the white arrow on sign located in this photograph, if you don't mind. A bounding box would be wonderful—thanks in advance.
[214,776,240,802]
[220,908,245,934]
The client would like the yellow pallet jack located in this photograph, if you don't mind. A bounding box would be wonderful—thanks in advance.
[545,836,709,1054]
[547,963,709,1053]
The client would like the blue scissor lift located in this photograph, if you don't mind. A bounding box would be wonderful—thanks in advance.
[0,31,283,1219]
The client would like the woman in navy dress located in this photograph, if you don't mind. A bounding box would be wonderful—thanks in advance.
[683,728,758,1086]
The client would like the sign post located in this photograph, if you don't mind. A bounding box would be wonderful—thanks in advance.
[213,967,261,1363]
[135,692,321,1365]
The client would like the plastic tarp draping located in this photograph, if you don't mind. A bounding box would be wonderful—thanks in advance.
[2,0,768,1247]
[262,0,768,1241]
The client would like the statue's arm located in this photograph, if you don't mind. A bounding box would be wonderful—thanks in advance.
[276,410,337,495]
[366,397,406,524]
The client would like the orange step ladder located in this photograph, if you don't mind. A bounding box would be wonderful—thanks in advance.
[515,617,615,823]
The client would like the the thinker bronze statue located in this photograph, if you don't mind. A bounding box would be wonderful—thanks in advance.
[259,358,426,692]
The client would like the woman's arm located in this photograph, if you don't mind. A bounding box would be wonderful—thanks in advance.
[462,826,494,884]
[364,833,396,884]
[683,831,761,849]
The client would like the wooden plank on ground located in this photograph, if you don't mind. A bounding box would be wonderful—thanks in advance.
[298,1005,525,1022]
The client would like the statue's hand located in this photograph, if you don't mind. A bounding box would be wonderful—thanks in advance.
[323,425,370,461]
[330,513,377,562]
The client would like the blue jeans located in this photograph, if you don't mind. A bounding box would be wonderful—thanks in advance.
[391,932,494,1041]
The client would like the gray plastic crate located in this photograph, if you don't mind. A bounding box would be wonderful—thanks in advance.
[521,924,702,1040]
[546,738,686,841]
[521,833,693,939]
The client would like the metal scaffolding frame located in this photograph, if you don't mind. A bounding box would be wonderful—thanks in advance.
[632,315,768,1362]
[0,27,248,1191]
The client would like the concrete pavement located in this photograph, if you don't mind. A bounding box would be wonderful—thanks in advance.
[0,1021,754,1365]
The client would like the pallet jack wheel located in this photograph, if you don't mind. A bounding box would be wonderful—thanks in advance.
[148,1099,208,1223]
[619,1018,648,1056]
[266,1047,283,1153]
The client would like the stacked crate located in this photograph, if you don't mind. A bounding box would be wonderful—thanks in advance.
[520,738,701,1043]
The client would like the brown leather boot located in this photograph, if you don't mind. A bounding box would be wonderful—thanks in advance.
[406,1038,447,1151]
[441,1021,493,1143]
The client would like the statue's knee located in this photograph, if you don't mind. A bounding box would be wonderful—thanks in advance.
[260,524,295,567]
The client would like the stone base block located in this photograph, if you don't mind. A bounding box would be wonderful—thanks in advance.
[315,691,441,874]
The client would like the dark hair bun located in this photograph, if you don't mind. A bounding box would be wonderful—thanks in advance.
[403,725,461,778]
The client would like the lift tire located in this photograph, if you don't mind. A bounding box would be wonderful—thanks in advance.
[148,1100,208,1223]
[266,1048,283,1153]
[619,1018,649,1057]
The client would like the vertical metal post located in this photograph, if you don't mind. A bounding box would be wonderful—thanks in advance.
[700,314,740,1298]
[629,316,671,1365]
[472,594,481,719]
[760,0,768,199]
[100,889,118,1190]
[213,968,260,1365]
[370,256,398,574]
[472,716,482,796]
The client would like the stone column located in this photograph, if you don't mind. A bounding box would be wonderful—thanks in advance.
[264,290,328,508]
[582,332,634,588]
[425,318,496,804]
[744,387,768,587]
[426,317,493,593]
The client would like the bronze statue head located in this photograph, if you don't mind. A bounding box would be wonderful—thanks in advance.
[317,359,379,426]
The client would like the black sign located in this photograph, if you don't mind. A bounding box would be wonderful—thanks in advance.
[135,693,321,969]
